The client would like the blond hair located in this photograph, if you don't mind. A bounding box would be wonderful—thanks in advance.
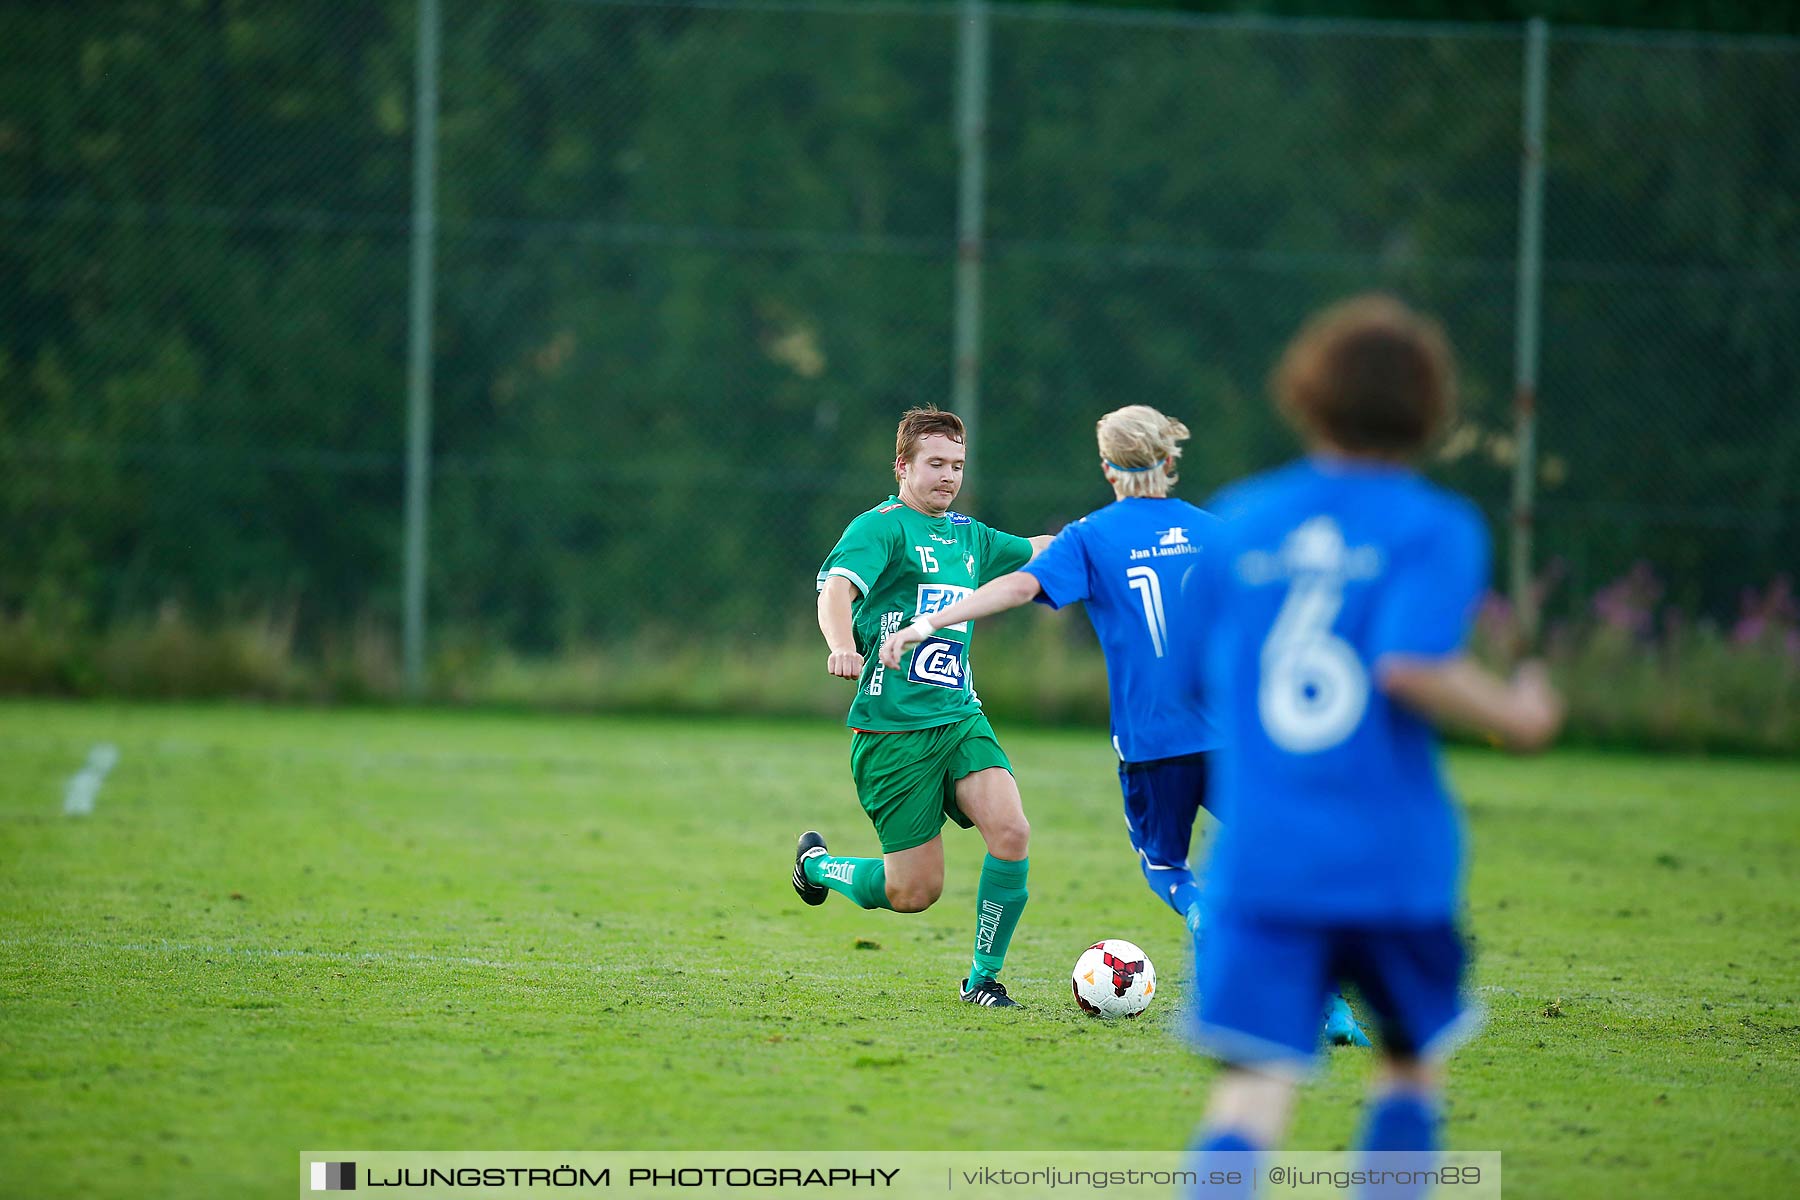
[1096,405,1190,498]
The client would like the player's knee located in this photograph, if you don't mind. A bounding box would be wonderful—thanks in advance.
[1207,1069,1298,1146]
[888,879,941,913]
[986,815,1030,860]
[1377,1056,1438,1094]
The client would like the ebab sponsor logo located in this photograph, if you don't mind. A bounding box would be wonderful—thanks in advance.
[915,583,972,631]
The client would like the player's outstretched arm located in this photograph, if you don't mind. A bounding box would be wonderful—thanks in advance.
[879,572,1044,669]
[1376,655,1564,752]
[817,575,865,680]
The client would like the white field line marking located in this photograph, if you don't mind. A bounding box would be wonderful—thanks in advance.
[0,935,1528,996]
[0,936,1530,1007]
[0,733,618,777]
[61,743,119,816]
[0,934,1067,985]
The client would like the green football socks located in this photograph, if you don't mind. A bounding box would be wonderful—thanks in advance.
[804,852,894,911]
[969,853,1029,984]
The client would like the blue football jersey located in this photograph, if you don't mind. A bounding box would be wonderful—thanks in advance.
[1180,457,1490,923]
[1022,497,1222,763]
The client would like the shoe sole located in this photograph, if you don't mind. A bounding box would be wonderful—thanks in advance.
[793,833,828,906]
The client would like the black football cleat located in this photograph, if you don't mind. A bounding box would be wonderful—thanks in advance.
[960,977,1022,1008]
[793,830,829,906]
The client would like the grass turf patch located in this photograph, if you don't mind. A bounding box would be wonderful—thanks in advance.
[0,701,1795,1197]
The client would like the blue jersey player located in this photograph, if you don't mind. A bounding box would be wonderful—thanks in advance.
[880,404,1369,1046]
[1180,296,1562,1189]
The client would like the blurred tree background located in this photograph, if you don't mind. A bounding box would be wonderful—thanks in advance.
[1063,0,1799,36]
[1,0,1794,707]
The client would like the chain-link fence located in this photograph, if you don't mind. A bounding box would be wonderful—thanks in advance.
[3,0,1796,687]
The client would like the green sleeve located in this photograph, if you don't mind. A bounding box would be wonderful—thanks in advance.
[817,511,898,598]
[979,522,1035,582]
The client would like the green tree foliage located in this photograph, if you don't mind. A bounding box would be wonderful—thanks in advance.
[1,0,1794,653]
[0,0,414,631]
[1044,0,1800,38]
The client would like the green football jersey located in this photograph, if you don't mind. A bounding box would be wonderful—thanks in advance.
[818,496,1035,731]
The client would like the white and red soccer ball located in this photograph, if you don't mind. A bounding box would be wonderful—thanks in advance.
[1071,939,1156,1018]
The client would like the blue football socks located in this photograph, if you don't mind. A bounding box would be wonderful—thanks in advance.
[1186,1129,1260,1200]
[1141,856,1203,921]
[1356,1090,1439,1199]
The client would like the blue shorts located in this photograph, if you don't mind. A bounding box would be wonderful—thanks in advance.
[1193,913,1479,1076]
[1118,752,1212,870]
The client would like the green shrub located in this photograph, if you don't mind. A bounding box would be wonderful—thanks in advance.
[1,575,1793,755]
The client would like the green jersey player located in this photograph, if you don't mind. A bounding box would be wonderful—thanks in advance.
[793,406,1051,1008]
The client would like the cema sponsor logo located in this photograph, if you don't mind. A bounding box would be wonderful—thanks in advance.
[907,636,966,689]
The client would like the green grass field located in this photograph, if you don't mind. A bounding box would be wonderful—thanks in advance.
[2,700,1796,1198]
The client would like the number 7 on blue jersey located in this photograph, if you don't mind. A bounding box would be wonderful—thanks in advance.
[1126,566,1168,658]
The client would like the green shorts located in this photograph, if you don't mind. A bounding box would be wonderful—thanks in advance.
[850,712,1013,854]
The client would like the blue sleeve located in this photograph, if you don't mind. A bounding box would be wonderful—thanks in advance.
[1194,507,1226,543]
[1370,502,1490,660]
[1179,505,1228,621]
[1202,482,1250,522]
[1021,522,1090,611]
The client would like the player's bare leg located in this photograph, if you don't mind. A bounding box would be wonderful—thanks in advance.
[794,832,942,913]
[1188,1067,1297,1197]
[953,767,1030,1006]
[1203,1067,1298,1148]
[955,766,1031,859]
[881,837,945,913]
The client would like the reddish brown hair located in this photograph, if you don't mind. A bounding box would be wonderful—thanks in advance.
[893,405,966,481]
[1272,294,1456,458]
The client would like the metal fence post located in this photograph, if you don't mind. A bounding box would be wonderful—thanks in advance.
[952,0,990,498]
[1509,16,1549,642]
[402,0,442,697]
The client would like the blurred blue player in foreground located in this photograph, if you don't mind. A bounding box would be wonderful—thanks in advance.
[1178,296,1563,1194]
[881,404,1368,1046]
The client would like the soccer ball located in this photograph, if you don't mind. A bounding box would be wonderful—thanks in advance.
[1071,939,1156,1018]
